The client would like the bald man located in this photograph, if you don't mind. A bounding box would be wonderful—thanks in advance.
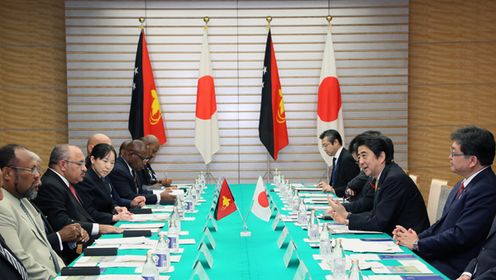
[85,133,112,168]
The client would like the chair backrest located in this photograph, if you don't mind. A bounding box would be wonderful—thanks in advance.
[427,178,449,225]
[409,174,419,186]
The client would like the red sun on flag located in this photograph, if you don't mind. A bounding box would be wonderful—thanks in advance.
[257,192,269,208]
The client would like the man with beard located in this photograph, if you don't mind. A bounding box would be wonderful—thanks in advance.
[34,144,122,263]
[0,144,66,279]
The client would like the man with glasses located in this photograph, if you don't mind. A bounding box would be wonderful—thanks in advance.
[34,144,122,263]
[393,126,496,279]
[109,139,174,206]
[0,144,65,279]
[317,129,360,197]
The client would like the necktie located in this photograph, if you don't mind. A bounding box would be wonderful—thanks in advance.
[0,239,29,280]
[455,182,465,199]
[68,184,81,204]
[331,157,337,186]
[132,169,139,193]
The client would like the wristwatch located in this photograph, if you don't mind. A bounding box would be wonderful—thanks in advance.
[412,240,419,251]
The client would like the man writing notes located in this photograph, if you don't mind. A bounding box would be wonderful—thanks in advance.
[327,134,430,234]
[394,126,496,279]
[317,129,360,197]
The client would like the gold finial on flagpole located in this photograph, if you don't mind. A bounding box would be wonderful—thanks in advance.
[139,17,145,30]
[326,15,333,24]
[203,16,209,30]
[266,16,272,29]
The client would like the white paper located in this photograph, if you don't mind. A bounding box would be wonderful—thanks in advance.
[340,238,403,253]
[119,223,166,229]
[328,224,382,234]
[94,236,149,246]
[178,238,196,245]
[129,213,169,222]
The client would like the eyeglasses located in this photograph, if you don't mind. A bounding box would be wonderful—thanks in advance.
[64,160,86,167]
[132,152,150,162]
[8,166,42,175]
[450,152,466,157]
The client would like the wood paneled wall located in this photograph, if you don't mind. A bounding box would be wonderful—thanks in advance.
[409,0,496,198]
[0,0,68,162]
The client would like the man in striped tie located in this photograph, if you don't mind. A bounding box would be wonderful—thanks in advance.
[0,144,66,279]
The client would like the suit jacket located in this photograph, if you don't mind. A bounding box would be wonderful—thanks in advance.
[348,162,430,234]
[30,202,61,253]
[108,157,157,205]
[141,162,158,186]
[417,167,496,279]
[0,191,65,279]
[463,216,496,279]
[76,168,115,224]
[331,148,360,197]
[0,234,28,280]
[34,169,96,235]
[344,172,375,213]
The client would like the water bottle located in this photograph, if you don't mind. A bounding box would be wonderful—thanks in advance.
[320,223,332,260]
[155,232,170,270]
[171,206,181,232]
[348,259,363,280]
[167,219,180,250]
[184,189,194,212]
[297,200,307,226]
[332,239,346,279]
[142,250,159,279]
[291,191,300,212]
[308,210,319,241]
[175,193,185,218]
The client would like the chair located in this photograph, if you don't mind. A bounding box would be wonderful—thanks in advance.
[409,174,419,186]
[427,179,449,225]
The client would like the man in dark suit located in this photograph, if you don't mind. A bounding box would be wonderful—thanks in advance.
[393,126,496,279]
[140,134,173,188]
[34,144,122,262]
[108,140,173,206]
[328,134,430,234]
[0,168,29,280]
[457,216,496,280]
[317,129,360,197]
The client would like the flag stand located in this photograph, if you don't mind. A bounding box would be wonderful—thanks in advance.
[204,163,217,185]
[238,208,251,237]
[262,154,273,184]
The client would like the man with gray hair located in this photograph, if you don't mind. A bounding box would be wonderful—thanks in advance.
[0,144,65,279]
[34,144,122,262]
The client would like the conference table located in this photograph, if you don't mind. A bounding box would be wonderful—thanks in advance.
[57,180,448,279]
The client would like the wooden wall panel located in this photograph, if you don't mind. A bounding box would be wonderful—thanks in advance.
[409,0,496,199]
[0,0,67,162]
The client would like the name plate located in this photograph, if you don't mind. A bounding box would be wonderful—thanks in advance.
[277,226,289,248]
[294,260,310,280]
[194,242,214,268]
[191,260,210,280]
[283,240,297,267]
[203,213,218,232]
[198,227,216,250]
[272,213,282,231]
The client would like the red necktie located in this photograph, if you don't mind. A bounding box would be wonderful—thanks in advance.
[68,184,81,204]
[455,182,465,199]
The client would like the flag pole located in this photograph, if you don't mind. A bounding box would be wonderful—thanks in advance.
[237,202,251,237]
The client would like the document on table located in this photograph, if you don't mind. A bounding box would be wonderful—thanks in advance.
[119,222,166,229]
[340,238,403,253]
[328,224,382,234]
[129,213,169,222]
[371,260,433,274]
